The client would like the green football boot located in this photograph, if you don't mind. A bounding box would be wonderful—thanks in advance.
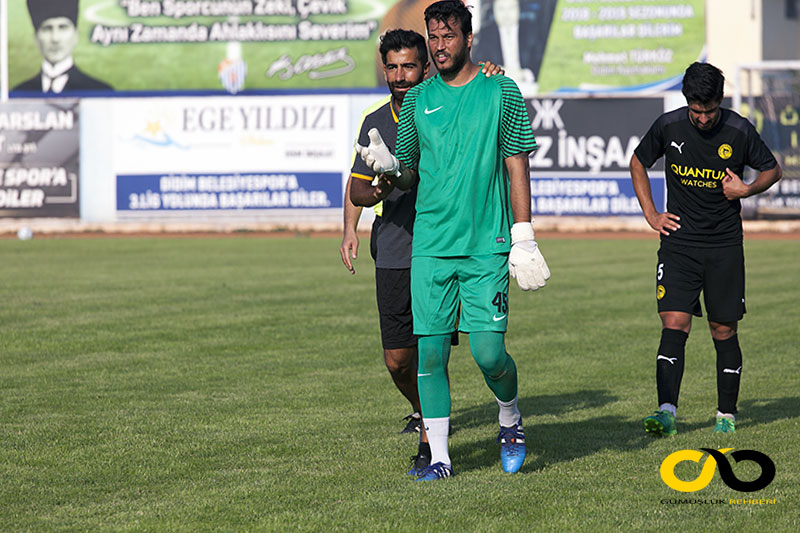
[712,416,735,434]
[643,410,677,436]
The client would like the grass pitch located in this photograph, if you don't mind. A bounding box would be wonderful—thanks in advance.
[0,235,798,531]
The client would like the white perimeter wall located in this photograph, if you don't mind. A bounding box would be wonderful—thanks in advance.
[706,0,763,97]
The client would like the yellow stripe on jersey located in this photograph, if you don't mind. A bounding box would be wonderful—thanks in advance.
[351,172,374,181]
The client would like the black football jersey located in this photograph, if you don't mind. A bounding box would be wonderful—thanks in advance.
[635,107,777,246]
[350,98,417,269]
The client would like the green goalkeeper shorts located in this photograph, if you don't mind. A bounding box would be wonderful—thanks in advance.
[411,253,509,335]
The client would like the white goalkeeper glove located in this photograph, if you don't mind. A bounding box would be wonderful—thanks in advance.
[509,221,550,291]
[355,128,400,176]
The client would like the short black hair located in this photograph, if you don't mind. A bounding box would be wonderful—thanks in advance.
[424,0,472,37]
[681,62,724,104]
[379,29,428,65]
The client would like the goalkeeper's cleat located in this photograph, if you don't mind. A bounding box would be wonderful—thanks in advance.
[712,416,735,434]
[415,461,453,482]
[497,418,526,473]
[407,443,431,476]
[643,410,677,436]
[401,412,422,434]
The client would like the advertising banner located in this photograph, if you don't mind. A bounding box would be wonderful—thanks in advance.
[530,176,659,216]
[8,0,705,96]
[740,95,800,219]
[527,97,665,215]
[8,0,393,95]
[116,171,340,211]
[527,0,706,95]
[112,95,348,213]
[0,100,80,218]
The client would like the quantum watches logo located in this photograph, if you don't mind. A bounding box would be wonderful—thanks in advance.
[660,448,775,493]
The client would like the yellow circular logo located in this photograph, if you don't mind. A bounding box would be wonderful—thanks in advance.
[657,285,666,300]
[660,448,733,492]
[718,144,732,159]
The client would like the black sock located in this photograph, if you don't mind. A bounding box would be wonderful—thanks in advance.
[715,335,742,415]
[656,329,688,407]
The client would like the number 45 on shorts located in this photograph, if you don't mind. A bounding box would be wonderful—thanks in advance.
[492,291,508,322]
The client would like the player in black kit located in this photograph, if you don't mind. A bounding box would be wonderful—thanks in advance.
[630,62,782,435]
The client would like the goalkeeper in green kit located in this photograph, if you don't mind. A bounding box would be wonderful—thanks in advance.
[356,0,549,481]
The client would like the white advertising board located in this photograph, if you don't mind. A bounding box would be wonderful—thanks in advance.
[112,95,349,214]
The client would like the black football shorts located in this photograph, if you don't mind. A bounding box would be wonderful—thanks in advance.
[375,267,417,350]
[656,242,746,322]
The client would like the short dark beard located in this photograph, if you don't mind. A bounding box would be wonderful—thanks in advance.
[389,71,425,107]
[436,45,468,78]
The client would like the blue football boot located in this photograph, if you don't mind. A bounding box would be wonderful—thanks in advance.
[497,418,526,473]
[415,461,453,482]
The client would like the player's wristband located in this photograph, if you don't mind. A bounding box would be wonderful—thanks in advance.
[510,221,535,245]
[384,156,400,177]
[390,167,415,190]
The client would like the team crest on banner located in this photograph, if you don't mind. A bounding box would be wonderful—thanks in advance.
[218,58,247,94]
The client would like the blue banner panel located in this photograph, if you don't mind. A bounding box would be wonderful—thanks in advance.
[531,175,665,216]
[117,171,342,211]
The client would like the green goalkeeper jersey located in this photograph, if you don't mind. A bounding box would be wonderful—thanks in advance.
[395,73,537,258]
